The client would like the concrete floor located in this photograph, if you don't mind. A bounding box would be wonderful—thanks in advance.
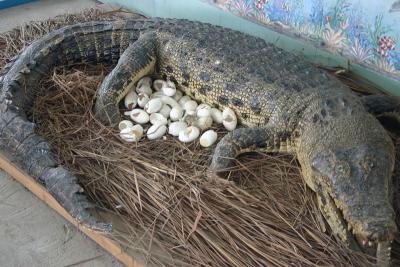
[0,1,123,266]
[0,169,123,267]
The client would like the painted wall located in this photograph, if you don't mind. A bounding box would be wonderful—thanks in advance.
[205,0,400,79]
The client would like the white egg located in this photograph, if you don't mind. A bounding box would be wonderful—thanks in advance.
[185,109,196,116]
[168,121,188,136]
[161,96,180,108]
[210,108,223,124]
[144,98,163,113]
[150,91,165,99]
[137,76,152,88]
[136,84,152,96]
[124,91,138,109]
[159,104,171,119]
[222,107,237,131]
[196,104,211,117]
[119,124,144,142]
[162,86,176,97]
[178,126,200,143]
[199,130,218,147]
[149,113,168,125]
[178,95,191,106]
[173,90,183,101]
[118,120,133,131]
[183,100,198,112]
[129,109,150,124]
[137,93,150,108]
[153,79,166,91]
[170,107,184,121]
[147,124,167,140]
[196,116,213,130]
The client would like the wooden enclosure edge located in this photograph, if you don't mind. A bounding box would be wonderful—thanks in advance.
[0,153,143,267]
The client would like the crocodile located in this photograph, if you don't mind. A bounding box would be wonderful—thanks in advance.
[0,18,399,265]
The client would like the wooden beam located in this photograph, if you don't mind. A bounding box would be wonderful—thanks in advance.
[0,153,143,267]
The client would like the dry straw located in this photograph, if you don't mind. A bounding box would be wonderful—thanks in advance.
[1,8,399,267]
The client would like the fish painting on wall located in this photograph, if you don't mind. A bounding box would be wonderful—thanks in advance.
[204,0,400,79]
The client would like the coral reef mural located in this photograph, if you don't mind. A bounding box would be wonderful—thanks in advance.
[204,0,400,79]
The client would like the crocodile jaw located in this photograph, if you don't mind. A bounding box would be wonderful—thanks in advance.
[318,186,396,266]
[310,142,398,249]
[316,188,394,267]
[321,186,397,246]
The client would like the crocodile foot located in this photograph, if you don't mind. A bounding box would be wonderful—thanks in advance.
[209,127,284,177]
[210,127,269,175]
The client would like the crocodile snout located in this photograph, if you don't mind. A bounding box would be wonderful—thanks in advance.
[355,220,398,243]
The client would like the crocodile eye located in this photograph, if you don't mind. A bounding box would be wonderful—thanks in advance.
[334,162,350,177]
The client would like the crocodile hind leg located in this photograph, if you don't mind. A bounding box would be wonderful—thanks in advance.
[94,32,157,126]
[361,95,400,137]
[209,127,291,175]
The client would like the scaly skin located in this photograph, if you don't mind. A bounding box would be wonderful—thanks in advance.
[1,18,399,264]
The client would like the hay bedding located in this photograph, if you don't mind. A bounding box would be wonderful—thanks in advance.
[1,8,399,267]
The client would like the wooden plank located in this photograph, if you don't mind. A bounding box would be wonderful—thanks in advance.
[0,153,143,267]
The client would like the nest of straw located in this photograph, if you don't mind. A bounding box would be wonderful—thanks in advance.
[1,8,400,267]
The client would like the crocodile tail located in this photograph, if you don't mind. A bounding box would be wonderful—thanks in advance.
[1,20,156,110]
[0,19,162,231]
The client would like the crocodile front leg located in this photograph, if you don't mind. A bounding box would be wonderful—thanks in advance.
[94,32,157,126]
[210,127,292,175]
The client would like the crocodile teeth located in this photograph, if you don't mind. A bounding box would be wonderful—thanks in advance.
[377,242,391,266]
[368,241,373,247]
[362,240,366,246]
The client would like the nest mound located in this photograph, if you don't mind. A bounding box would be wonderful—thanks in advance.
[1,8,399,267]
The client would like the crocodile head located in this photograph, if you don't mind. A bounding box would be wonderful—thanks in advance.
[311,143,398,247]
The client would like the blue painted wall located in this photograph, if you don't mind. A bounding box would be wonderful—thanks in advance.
[205,0,400,79]
[0,0,35,10]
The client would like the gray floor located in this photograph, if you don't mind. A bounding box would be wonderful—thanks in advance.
[0,170,123,267]
[0,1,123,266]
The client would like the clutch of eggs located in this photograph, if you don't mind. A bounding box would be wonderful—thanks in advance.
[119,76,237,147]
